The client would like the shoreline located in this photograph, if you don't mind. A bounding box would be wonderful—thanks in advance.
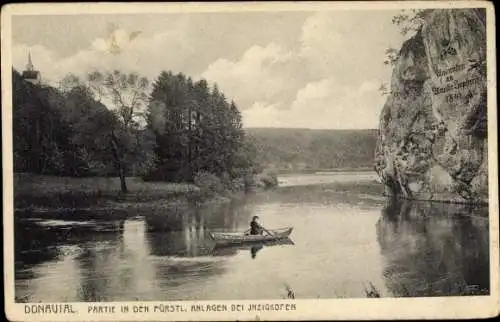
[276,168,374,175]
[13,172,487,218]
[13,170,373,210]
[383,194,489,206]
[12,173,260,219]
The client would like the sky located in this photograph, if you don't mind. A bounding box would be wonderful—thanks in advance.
[11,10,408,129]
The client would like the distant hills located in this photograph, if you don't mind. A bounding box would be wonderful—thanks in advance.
[245,127,378,173]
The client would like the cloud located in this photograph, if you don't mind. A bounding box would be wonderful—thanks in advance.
[200,11,405,126]
[243,77,385,129]
[12,25,199,86]
[11,11,406,129]
[298,11,405,84]
[200,43,302,109]
[242,102,287,128]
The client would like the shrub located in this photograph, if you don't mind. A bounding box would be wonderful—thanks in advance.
[230,177,246,191]
[194,171,225,197]
[259,171,279,189]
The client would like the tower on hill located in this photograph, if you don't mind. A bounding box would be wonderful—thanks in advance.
[22,51,41,85]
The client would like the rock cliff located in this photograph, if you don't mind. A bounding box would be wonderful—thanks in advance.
[375,9,488,204]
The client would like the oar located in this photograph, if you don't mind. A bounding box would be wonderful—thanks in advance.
[261,226,274,236]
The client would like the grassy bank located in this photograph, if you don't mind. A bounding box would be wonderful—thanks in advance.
[14,173,202,211]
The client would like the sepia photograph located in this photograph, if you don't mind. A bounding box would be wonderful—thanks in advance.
[2,1,498,321]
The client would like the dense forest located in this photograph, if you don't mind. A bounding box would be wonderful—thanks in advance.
[247,128,378,172]
[12,69,260,192]
[12,66,378,194]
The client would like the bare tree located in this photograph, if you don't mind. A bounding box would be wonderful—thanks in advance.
[61,70,150,193]
[90,70,149,192]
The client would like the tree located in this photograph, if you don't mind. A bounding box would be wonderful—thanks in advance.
[378,83,391,96]
[380,9,428,97]
[147,71,190,181]
[391,9,427,36]
[12,69,75,175]
[62,85,118,176]
[88,70,150,192]
[61,70,151,192]
[383,47,401,67]
[146,71,258,186]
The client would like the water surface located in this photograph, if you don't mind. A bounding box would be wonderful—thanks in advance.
[15,172,490,301]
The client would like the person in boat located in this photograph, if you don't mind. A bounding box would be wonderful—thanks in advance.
[249,216,264,235]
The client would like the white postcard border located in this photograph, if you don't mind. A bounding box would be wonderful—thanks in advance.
[2,1,499,321]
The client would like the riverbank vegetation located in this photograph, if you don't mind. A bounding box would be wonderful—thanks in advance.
[12,68,276,208]
[14,174,200,210]
[246,127,378,172]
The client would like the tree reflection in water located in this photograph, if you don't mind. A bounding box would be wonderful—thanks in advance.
[376,198,489,297]
[145,198,253,257]
[15,195,299,301]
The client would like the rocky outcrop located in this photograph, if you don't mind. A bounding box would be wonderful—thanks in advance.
[375,9,488,204]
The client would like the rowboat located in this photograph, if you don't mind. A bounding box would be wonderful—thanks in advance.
[209,227,293,246]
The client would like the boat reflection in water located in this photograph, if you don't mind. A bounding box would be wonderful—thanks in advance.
[209,238,295,259]
[144,197,296,260]
[250,245,263,259]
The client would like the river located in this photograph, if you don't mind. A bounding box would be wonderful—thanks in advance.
[14,172,490,302]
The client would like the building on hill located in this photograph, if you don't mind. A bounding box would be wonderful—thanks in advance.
[21,51,41,85]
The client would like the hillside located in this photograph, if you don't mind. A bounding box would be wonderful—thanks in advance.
[245,128,378,173]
